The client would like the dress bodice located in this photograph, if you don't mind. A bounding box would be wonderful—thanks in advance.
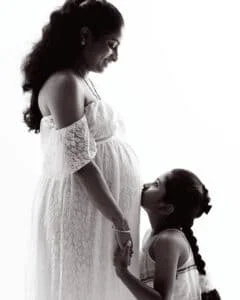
[40,100,125,143]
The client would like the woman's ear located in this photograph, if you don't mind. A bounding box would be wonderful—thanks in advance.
[166,204,174,215]
[80,26,92,45]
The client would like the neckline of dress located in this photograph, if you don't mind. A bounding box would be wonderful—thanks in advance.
[82,77,102,101]
[41,99,100,122]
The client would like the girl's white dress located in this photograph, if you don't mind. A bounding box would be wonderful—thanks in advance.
[140,229,213,300]
[26,99,141,300]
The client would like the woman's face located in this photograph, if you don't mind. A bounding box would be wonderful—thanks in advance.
[82,27,122,73]
[141,173,168,211]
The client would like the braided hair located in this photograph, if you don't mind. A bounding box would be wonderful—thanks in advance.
[21,0,124,133]
[181,226,206,275]
[181,184,212,276]
[154,169,221,299]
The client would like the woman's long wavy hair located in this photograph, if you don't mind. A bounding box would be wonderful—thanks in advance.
[21,0,124,133]
[155,169,221,299]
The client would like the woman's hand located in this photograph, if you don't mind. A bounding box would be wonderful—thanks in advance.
[113,218,133,251]
[114,241,133,276]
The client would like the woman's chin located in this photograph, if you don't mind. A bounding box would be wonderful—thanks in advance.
[92,64,107,73]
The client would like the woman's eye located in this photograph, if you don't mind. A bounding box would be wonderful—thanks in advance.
[107,41,117,50]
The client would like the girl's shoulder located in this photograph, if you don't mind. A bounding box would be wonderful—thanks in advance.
[150,229,190,266]
[151,229,182,250]
[153,228,185,244]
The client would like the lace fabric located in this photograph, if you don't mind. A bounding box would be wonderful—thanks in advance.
[26,100,142,299]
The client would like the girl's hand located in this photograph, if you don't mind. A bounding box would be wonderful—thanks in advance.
[114,241,133,276]
[114,230,133,250]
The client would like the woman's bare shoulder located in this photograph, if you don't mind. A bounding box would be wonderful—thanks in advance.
[39,70,86,129]
[41,70,84,97]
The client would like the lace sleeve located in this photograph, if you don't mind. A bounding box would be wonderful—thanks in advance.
[58,115,97,174]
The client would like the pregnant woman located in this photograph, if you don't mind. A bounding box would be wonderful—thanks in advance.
[22,1,141,299]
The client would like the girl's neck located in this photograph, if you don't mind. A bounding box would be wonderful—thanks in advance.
[148,212,167,234]
[149,213,182,235]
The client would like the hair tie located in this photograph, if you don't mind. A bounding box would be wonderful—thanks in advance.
[79,0,104,7]
[79,0,92,7]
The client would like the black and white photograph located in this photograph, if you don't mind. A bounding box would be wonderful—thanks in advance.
[0,0,239,299]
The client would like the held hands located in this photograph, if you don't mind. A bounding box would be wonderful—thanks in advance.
[114,230,133,250]
[113,218,133,250]
[113,218,133,276]
[114,241,133,276]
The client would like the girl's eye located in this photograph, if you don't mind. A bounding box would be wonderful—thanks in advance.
[154,181,159,187]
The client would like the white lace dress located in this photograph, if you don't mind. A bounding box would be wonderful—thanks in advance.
[26,99,142,300]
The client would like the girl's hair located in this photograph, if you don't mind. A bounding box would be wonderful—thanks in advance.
[156,169,211,275]
[21,0,124,133]
[157,169,221,299]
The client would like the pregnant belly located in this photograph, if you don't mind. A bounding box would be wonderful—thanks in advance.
[95,137,141,194]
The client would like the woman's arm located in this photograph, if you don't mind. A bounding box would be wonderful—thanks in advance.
[76,160,127,228]
[45,71,128,230]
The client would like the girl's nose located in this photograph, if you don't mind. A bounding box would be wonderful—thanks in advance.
[143,183,151,190]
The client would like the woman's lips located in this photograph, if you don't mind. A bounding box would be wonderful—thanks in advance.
[103,59,108,67]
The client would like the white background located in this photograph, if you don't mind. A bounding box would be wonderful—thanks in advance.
[1,0,240,299]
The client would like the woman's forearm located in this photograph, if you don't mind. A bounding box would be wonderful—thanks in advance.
[76,161,126,228]
[118,270,163,300]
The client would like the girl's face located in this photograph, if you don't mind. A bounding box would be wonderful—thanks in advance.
[141,173,168,211]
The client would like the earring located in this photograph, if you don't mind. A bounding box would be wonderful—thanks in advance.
[81,40,86,46]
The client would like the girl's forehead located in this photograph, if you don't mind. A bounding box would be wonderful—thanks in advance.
[157,171,172,183]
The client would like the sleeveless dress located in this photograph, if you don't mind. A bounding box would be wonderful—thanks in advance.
[140,229,202,300]
[26,99,142,300]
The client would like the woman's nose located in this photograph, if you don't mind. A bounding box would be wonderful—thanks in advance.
[111,50,118,62]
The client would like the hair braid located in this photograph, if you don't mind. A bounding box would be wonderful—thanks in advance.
[182,226,206,275]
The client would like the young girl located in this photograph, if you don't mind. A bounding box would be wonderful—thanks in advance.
[114,169,221,300]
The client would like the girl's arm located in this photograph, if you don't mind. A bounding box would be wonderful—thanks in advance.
[114,233,180,300]
[118,268,163,300]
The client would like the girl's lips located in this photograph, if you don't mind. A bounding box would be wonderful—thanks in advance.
[140,190,145,205]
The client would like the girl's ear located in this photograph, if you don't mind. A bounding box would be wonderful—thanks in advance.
[158,203,174,215]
